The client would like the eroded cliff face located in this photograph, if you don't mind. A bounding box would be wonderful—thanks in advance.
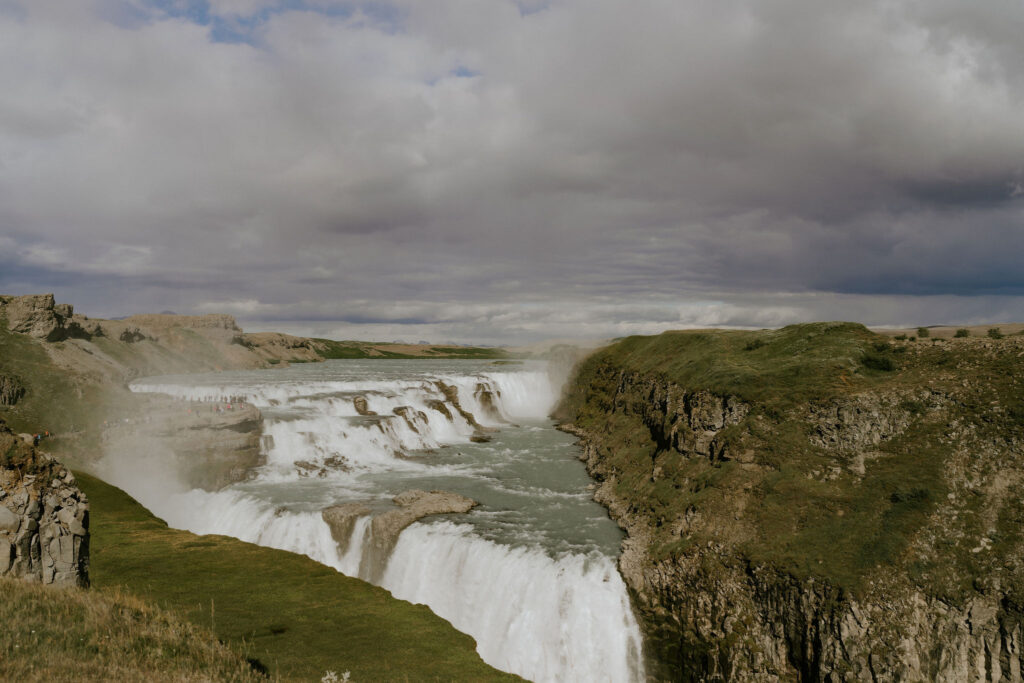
[100,394,265,491]
[1,423,89,587]
[560,326,1024,681]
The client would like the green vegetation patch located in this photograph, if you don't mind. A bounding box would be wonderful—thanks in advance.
[77,472,519,682]
[563,323,883,420]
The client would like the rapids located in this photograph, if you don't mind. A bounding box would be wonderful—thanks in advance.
[105,359,645,682]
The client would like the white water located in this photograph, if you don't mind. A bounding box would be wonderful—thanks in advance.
[105,360,644,682]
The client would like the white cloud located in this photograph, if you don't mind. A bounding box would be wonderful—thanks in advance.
[2,0,1024,342]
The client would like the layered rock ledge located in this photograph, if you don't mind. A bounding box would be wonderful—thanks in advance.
[323,489,477,581]
[1,421,89,587]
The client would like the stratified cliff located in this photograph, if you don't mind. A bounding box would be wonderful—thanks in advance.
[558,323,1024,681]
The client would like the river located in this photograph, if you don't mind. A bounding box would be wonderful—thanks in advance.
[105,359,644,682]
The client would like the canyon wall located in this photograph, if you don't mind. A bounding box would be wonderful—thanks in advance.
[559,323,1024,681]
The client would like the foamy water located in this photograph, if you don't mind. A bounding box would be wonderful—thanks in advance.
[101,359,644,683]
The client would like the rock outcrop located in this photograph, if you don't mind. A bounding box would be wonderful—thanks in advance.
[0,374,25,406]
[1,421,89,587]
[353,396,377,416]
[0,293,82,341]
[322,502,372,554]
[322,489,476,581]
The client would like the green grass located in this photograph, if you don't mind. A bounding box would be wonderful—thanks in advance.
[0,322,110,439]
[76,472,520,682]
[561,322,1024,598]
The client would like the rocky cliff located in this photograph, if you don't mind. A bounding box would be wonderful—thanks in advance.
[1,421,89,587]
[558,323,1024,681]
[100,395,265,491]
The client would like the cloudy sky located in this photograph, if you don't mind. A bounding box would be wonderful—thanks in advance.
[1,0,1023,344]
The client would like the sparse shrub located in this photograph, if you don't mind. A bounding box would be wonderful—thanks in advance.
[988,327,1004,339]
[900,399,926,416]
[873,342,890,352]
[861,352,897,372]
[894,334,907,341]
[744,339,767,351]
[954,328,970,338]
[917,327,930,338]
[890,487,930,505]
[909,336,917,342]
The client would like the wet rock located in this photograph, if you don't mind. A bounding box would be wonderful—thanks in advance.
[294,455,350,478]
[392,406,428,433]
[425,399,453,421]
[353,396,377,416]
[322,503,372,553]
[474,382,506,422]
[361,490,476,581]
[434,381,483,428]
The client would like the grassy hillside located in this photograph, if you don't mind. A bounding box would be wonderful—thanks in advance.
[561,322,1024,600]
[0,577,262,682]
[0,322,111,439]
[77,472,520,682]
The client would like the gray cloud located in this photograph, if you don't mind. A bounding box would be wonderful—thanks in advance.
[1,0,1023,344]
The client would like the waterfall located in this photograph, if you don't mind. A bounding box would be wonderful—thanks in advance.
[111,361,644,682]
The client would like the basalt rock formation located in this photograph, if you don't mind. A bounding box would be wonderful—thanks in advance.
[559,323,1024,681]
[323,489,477,581]
[1,421,89,587]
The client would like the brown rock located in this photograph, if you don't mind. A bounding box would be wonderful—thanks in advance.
[344,489,477,582]
[353,396,377,416]
[322,503,372,553]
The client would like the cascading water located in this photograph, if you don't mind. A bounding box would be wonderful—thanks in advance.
[103,359,645,682]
